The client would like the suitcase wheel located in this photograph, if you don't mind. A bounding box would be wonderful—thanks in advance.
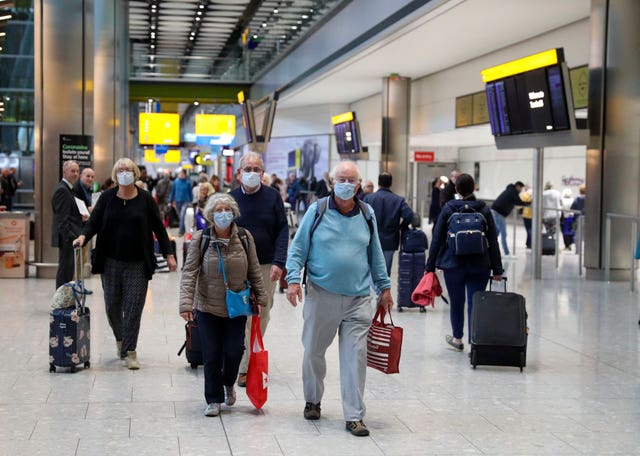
[419,307,426,313]
[190,363,198,369]
[519,353,525,372]
[279,287,285,293]
[69,365,76,373]
[49,364,56,373]
[470,351,477,369]
[398,307,404,313]
[84,361,91,368]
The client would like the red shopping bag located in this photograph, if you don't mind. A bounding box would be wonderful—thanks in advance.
[246,316,268,409]
[367,307,403,374]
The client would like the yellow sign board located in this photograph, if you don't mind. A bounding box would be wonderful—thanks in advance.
[143,149,161,163]
[455,95,473,128]
[481,49,561,83]
[195,114,236,137]
[331,111,355,125]
[569,65,588,109]
[472,92,490,124]
[164,149,181,163]
[139,113,180,145]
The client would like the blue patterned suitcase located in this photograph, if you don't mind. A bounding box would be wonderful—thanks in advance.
[49,248,91,373]
[397,251,426,312]
[49,307,90,372]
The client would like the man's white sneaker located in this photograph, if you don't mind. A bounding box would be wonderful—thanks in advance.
[204,403,221,417]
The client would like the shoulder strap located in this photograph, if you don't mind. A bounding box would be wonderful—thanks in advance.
[199,227,211,264]
[236,227,249,254]
[356,199,374,238]
[200,226,249,264]
[309,196,329,238]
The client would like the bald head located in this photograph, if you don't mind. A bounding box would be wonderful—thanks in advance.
[330,160,361,181]
[80,168,95,188]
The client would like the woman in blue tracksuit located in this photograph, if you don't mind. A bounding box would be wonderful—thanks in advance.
[425,174,503,351]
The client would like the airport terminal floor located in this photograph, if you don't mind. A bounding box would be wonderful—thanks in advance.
[1,223,639,456]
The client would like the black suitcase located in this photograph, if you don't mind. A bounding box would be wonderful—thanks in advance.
[470,279,527,371]
[542,235,556,255]
[397,251,426,312]
[49,249,91,373]
[177,318,202,369]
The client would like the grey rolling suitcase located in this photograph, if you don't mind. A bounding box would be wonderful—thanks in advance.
[470,278,527,371]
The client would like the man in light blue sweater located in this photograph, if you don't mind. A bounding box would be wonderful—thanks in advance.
[285,160,393,437]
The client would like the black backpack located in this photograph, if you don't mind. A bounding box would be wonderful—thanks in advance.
[446,204,488,256]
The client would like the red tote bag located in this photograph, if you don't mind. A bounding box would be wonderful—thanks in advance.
[367,307,403,374]
[246,316,269,409]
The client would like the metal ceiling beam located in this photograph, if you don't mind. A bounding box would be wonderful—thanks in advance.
[129,80,250,104]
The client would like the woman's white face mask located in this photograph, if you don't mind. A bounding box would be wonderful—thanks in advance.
[117,171,135,186]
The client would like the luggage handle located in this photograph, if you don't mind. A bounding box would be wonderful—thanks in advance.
[72,247,92,309]
[489,277,507,292]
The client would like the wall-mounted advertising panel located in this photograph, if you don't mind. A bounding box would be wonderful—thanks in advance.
[138,113,180,145]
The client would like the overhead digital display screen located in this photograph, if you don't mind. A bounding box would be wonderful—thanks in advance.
[332,111,362,155]
[139,113,180,145]
[483,49,571,137]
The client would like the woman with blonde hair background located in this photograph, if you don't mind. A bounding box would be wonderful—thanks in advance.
[180,193,267,417]
[73,158,177,369]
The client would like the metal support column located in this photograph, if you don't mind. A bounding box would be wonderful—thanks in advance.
[532,147,543,280]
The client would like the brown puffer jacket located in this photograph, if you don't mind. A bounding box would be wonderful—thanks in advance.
[179,224,267,318]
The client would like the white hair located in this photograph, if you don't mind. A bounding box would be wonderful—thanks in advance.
[240,151,264,169]
[329,160,361,180]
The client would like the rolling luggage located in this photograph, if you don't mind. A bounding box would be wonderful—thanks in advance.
[542,234,556,255]
[177,317,202,369]
[470,279,527,371]
[397,251,426,312]
[401,228,428,253]
[49,248,91,373]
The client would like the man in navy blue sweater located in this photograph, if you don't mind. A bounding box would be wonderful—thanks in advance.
[230,152,289,387]
[363,173,415,274]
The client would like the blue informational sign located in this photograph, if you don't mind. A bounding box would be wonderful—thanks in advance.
[195,135,235,146]
[155,144,169,155]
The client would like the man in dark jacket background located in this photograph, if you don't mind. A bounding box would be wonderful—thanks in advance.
[363,172,416,274]
[490,181,525,257]
[51,160,87,288]
[439,169,460,208]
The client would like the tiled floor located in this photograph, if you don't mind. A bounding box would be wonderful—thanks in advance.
[1,224,639,455]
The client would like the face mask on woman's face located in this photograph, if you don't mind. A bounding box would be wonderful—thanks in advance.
[116,171,135,186]
[213,210,234,229]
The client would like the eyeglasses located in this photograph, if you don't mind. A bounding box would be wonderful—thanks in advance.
[242,166,262,173]
[334,177,359,184]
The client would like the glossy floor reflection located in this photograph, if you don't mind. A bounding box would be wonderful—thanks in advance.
[1,225,639,455]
